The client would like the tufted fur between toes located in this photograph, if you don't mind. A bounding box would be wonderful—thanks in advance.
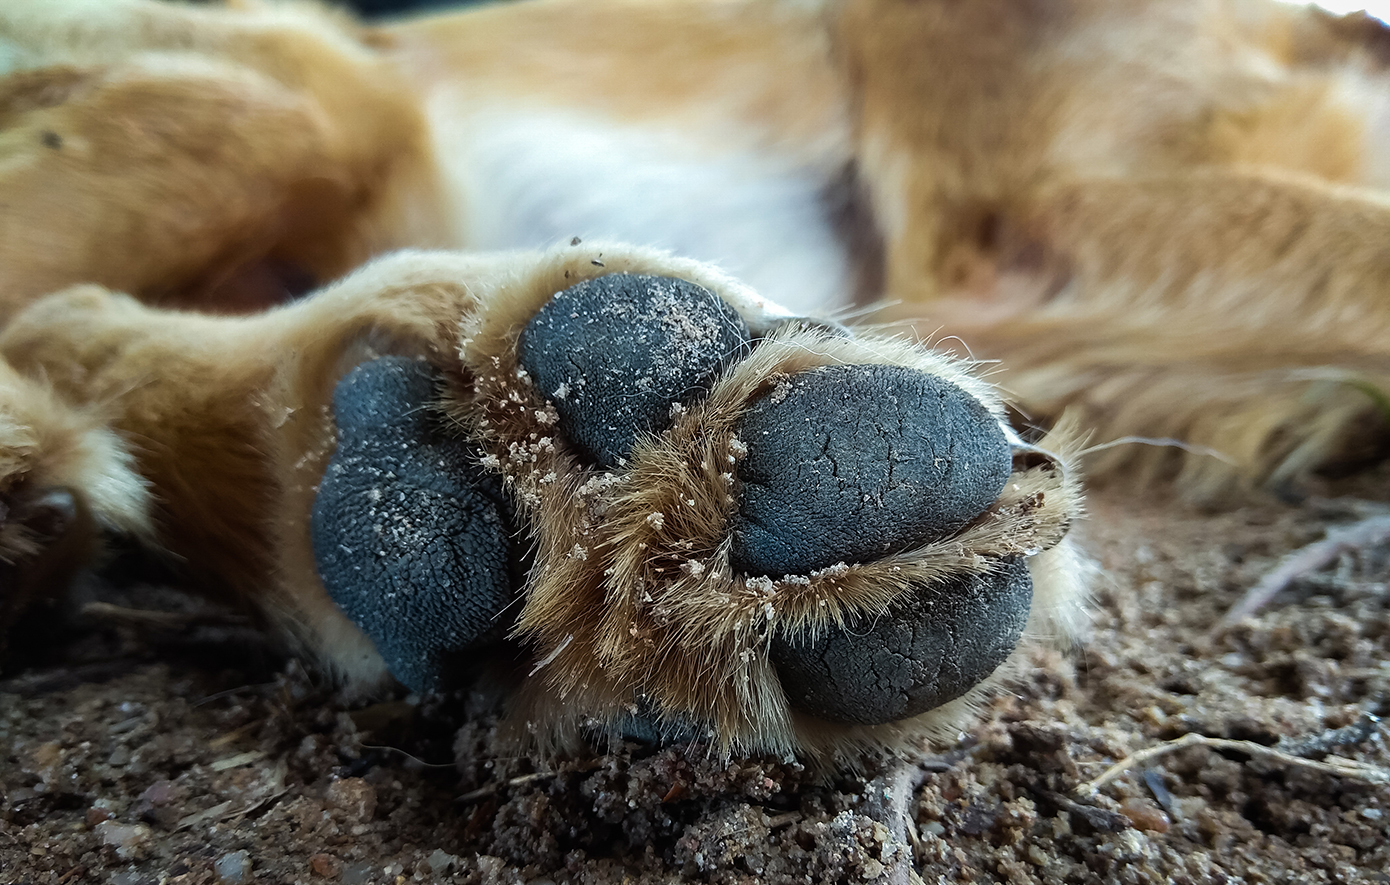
[442,243,1089,761]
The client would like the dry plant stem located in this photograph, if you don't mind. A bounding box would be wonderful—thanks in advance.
[455,773,554,804]
[860,760,934,885]
[1217,513,1390,632]
[1075,732,1390,798]
[173,790,290,832]
[456,760,605,805]
[78,601,251,630]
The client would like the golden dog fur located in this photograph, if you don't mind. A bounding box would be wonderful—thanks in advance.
[1,0,1387,756]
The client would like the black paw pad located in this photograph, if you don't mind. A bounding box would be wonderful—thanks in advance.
[517,274,751,467]
[312,357,519,693]
[771,558,1033,724]
[732,365,1012,578]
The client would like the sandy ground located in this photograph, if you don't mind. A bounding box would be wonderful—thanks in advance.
[3,483,1389,885]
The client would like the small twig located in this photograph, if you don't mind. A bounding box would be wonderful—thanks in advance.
[1075,732,1390,798]
[1216,514,1390,632]
[236,786,290,820]
[174,800,235,832]
[456,772,554,803]
[456,760,604,804]
[861,761,933,885]
[54,866,86,885]
[1343,663,1390,680]
[1041,790,1128,832]
[210,750,267,771]
[173,788,291,832]
[79,601,250,630]
[766,811,802,829]
[208,721,263,749]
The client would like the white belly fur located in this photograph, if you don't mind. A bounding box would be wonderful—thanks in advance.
[430,101,852,317]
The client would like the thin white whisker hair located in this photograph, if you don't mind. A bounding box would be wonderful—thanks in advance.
[849,319,930,337]
[851,318,924,335]
[931,335,978,360]
[1080,435,1235,464]
[827,299,904,323]
[491,584,531,623]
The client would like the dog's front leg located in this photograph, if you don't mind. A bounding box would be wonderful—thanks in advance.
[4,245,1087,759]
[0,250,506,683]
[0,356,152,657]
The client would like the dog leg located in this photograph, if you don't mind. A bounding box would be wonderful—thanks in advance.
[0,251,507,684]
[0,0,442,321]
[4,244,1088,758]
[906,170,1390,500]
[305,244,1088,759]
[0,358,151,658]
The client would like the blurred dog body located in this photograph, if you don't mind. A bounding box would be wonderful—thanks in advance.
[1,0,1389,677]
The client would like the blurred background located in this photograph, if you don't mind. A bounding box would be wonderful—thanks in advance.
[332,0,1389,25]
[370,0,1387,23]
[1306,0,1390,19]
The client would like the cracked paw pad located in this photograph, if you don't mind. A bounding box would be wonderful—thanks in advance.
[770,558,1033,724]
[320,251,1080,757]
[517,274,750,467]
[731,364,1013,578]
[312,357,520,693]
[468,261,1073,754]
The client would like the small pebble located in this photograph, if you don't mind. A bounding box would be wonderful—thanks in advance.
[139,779,177,807]
[1119,798,1171,833]
[426,849,458,873]
[310,852,343,878]
[326,777,377,823]
[95,821,151,860]
[215,850,253,884]
[136,778,182,826]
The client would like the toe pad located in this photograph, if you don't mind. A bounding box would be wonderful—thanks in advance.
[732,364,1012,577]
[771,558,1033,724]
[518,274,750,467]
[312,357,519,693]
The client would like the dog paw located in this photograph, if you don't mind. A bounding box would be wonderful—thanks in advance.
[312,251,1084,757]
[461,255,1082,757]
[1,365,146,660]
[0,487,95,660]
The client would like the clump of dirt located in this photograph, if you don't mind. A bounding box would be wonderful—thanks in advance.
[3,489,1389,884]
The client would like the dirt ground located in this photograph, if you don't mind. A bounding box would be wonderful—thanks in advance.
[3,479,1389,885]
